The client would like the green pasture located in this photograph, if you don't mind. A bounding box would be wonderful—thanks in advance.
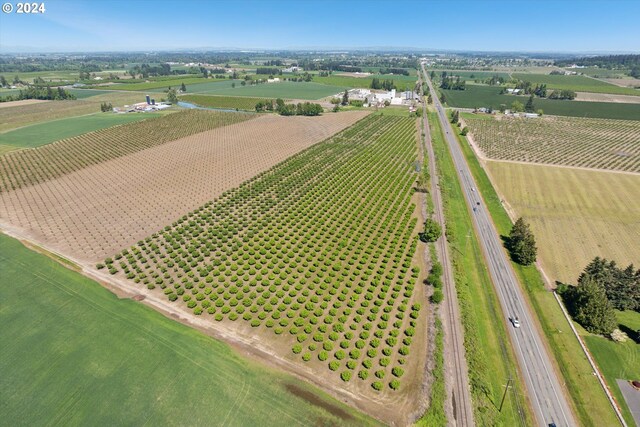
[179,94,268,111]
[313,74,417,91]
[0,233,377,426]
[190,81,345,100]
[511,73,639,96]
[436,70,511,81]
[0,113,160,150]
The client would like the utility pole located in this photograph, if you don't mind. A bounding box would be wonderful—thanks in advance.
[499,377,512,412]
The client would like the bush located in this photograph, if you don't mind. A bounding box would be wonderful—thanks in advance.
[340,371,352,381]
[318,351,328,361]
[372,381,383,391]
[329,361,340,371]
[392,367,405,377]
[431,289,444,304]
[358,370,369,380]
[292,344,302,354]
[302,352,311,361]
[335,350,346,360]
[389,379,401,390]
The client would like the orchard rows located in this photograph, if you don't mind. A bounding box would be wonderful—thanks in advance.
[465,116,640,173]
[105,115,423,390]
[0,110,253,193]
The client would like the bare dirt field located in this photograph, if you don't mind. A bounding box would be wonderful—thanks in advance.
[600,78,640,88]
[575,92,640,103]
[0,111,368,263]
[485,160,640,285]
[0,99,50,109]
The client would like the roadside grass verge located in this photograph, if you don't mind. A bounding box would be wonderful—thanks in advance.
[453,127,620,427]
[416,315,446,426]
[0,232,379,426]
[429,112,531,426]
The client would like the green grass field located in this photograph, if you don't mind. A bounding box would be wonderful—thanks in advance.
[0,113,161,150]
[441,85,640,120]
[583,310,640,426]
[435,70,511,81]
[429,112,532,426]
[454,130,621,427]
[511,73,639,96]
[0,233,378,426]
[179,94,276,111]
[313,74,417,91]
[102,77,218,91]
[187,81,345,99]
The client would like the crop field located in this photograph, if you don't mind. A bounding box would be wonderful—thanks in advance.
[0,109,252,192]
[511,72,639,96]
[435,70,511,80]
[180,94,274,111]
[196,81,346,100]
[441,85,640,120]
[100,114,427,415]
[0,92,154,132]
[0,112,161,151]
[0,111,368,263]
[313,75,417,91]
[465,115,640,172]
[485,161,640,284]
[98,76,215,91]
[0,233,377,426]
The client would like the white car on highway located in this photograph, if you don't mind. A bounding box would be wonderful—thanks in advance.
[512,317,521,328]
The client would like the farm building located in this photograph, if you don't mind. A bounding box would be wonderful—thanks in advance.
[267,78,281,83]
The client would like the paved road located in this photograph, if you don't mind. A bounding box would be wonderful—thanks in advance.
[421,63,577,427]
[418,73,475,426]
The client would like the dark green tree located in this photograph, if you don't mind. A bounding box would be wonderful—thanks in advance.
[167,88,178,104]
[508,217,537,265]
[419,218,442,243]
[341,90,349,106]
[571,277,617,335]
[579,257,639,311]
[525,95,535,113]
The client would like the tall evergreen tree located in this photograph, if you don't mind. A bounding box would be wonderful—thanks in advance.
[525,95,535,113]
[572,277,617,335]
[508,217,537,265]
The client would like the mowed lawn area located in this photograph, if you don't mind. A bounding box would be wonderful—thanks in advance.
[582,310,640,426]
[485,161,640,285]
[441,85,640,120]
[0,233,377,426]
[0,113,161,151]
[511,73,640,96]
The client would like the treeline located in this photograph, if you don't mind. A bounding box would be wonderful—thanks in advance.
[559,257,639,336]
[370,78,396,90]
[0,86,76,103]
[555,54,640,69]
[255,98,323,116]
[379,68,410,76]
[256,67,282,75]
[502,80,576,100]
[439,74,465,90]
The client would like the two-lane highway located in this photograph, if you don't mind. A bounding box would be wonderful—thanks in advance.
[421,63,577,427]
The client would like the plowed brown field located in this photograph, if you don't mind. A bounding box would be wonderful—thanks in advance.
[0,111,368,262]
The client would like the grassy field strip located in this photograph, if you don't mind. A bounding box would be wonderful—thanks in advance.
[454,131,621,426]
[429,111,532,426]
[0,232,378,426]
[0,112,161,150]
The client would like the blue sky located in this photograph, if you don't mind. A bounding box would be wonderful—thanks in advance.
[0,0,638,53]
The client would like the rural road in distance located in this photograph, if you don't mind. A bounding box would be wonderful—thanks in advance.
[421,63,577,427]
